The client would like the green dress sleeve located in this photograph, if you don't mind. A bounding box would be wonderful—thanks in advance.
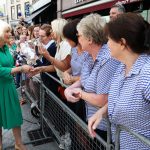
[0,45,13,78]
[0,64,12,78]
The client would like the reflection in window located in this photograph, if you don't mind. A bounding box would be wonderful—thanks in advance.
[11,6,15,20]
[17,4,21,19]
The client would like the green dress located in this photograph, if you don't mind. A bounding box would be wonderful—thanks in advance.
[0,45,23,129]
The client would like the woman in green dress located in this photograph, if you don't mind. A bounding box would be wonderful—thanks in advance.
[0,20,31,150]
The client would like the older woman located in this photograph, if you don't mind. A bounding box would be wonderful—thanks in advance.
[65,14,120,141]
[0,20,31,150]
[88,13,150,149]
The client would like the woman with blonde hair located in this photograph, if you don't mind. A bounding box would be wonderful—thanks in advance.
[0,20,31,150]
[32,18,71,82]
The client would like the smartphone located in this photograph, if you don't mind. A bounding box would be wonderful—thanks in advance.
[35,45,40,56]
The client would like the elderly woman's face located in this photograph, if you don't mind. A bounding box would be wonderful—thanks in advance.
[77,31,89,51]
[4,28,12,44]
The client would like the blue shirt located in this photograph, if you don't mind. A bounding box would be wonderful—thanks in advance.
[71,47,88,76]
[108,54,150,150]
[81,44,120,131]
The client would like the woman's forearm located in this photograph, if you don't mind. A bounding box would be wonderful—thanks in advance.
[41,65,55,72]
[101,103,108,118]
[71,75,80,83]
[11,66,22,74]
[68,80,82,89]
[81,92,108,107]
[45,55,71,72]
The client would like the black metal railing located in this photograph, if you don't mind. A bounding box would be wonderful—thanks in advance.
[24,73,150,150]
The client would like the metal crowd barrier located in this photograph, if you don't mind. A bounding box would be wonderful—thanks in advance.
[115,125,150,150]
[25,73,113,150]
[24,72,150,150]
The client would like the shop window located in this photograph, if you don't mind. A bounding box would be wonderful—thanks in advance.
[17,4,21,19]
[11,6,15,20]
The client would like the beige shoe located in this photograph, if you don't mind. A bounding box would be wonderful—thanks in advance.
[15,144,20,150]
[15,144,27,150]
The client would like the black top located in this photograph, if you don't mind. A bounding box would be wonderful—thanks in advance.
[35,41,60,93]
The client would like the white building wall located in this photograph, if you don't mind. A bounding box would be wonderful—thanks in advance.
[6,0,32,26]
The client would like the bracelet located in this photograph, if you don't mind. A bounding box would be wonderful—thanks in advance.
[19,66,23,72]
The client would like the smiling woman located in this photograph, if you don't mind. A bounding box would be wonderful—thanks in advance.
[0,20,31,150]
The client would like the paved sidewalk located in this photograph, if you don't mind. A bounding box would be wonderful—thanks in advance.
[2,102,60,150]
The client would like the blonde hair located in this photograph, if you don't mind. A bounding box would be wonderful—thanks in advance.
[51,18,68,40]
[0,20,11,40]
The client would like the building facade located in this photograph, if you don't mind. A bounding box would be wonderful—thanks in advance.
[25,0,57,24]
[6,0,32,26]
[58,0,150,22]
[0,0,9,22]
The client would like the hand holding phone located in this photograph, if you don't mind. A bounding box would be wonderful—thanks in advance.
[35,45,40,56]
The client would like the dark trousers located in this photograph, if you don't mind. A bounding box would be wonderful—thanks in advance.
[16,73,21,88]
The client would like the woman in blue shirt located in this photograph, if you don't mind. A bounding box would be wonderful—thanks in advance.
[62,19,87,85]
[88,13,150,149]
[62,19,88,120]
[65,14,120,141]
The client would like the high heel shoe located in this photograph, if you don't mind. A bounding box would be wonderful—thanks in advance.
[15,144,20,150]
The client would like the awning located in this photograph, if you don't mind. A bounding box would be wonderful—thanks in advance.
[62,0,142,18]
[32,0,51,12]
[25,5,50,23]
[62,0,114,18]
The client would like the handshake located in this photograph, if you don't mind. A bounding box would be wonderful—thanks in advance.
[20,65,42,77]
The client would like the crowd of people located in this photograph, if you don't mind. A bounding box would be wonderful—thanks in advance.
[0,3,149,150]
